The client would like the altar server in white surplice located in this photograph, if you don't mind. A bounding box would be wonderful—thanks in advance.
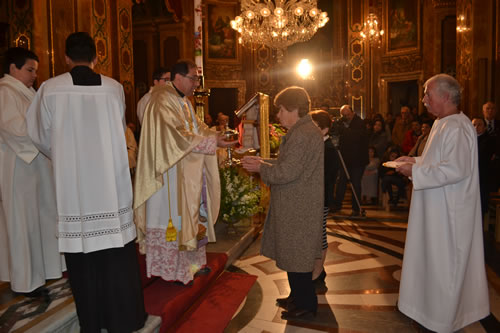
[395,74,489,333]
[27,32,146,333]
[0,47,64,295]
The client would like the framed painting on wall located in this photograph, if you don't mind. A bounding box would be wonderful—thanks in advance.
[204,0,240,63]
[385,0,420,54]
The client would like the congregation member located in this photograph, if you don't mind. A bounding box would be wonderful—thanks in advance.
[204,112,214,127]
[126,122,138,173]
[408,120,432,157]
[401,120,421,155]
[27,32,146,332]
[310,110,338,287]
[133,59,236,285]
[0,47,64,296]
[241,86,323,320]
[472,117,495,216]
[396,74,489,332]
[380,146,407,206]
[482,101,500,192]
[391,106,412,147]
[483,101,499,136]
[136,67,170,125]
[331,104,368,216]
[361,146,380,205]
[383,112,395,135]
[369,118,390,158]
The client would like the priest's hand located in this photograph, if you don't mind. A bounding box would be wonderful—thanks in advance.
[395,156,416,164]
[396,163,413,178]
[241,156,262,173]
[216,135,238,148]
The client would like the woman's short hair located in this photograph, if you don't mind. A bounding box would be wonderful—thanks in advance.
[274,86,311,117]
[4,47,39,74]
[65,32,96,63]
[310,110,331,130]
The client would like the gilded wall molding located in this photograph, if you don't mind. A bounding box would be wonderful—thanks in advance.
[9,0,33,49]
[456,0,472,81]
[382,54,423,74]
[205,63,244,81]
[93,0,111,75]
[431,0,456,8]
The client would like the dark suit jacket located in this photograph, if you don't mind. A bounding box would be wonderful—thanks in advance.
[339,114,369,168]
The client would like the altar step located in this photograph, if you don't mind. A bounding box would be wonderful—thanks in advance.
[0,220,260,333]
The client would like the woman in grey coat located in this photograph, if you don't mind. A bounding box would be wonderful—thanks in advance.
[241,86,324,319]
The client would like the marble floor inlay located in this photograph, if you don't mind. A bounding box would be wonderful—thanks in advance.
[1,201,500,332]
[229,215,500,333]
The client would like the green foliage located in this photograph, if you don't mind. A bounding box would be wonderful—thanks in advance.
[218,166,263,223]
[269,123,286,153]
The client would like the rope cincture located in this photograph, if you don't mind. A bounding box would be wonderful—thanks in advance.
[165,172,177,242]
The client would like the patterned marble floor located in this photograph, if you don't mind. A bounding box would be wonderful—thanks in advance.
[1,203,500,333]
[226,205,500,333]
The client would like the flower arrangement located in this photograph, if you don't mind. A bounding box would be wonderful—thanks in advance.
[218,166,263,224]
[269,123,286,153]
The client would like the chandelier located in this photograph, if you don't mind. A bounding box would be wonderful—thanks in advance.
[360,13,384,47]
[230,0,329,57]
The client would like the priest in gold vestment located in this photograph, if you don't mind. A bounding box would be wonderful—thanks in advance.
[134,60,234,284]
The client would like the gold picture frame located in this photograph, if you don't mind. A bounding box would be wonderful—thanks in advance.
[384,0,421,55]
[204,0,241,63]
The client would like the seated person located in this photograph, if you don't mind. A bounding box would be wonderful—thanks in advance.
[380,147,407,206]
[401,120,421,155]
[213,114,229,132]
[361,146,380,204]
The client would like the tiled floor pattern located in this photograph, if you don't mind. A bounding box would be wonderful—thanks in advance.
[1,202,499,333]
[0,279,74,332]
[227,214,500,333]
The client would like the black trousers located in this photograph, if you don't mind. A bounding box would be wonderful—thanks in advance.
[334,165,364,212]
[65,241,147,333]
[287,271,317,312]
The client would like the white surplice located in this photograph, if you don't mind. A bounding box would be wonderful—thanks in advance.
[0,74,64,292]
[136,88,152,125]
[398,112,489,332]
[27,73,136,254]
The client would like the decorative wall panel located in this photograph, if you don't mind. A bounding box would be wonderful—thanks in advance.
[347,0,367,117]
[117,0,135,122]
[9,0,33,49]
[93,0,111,76]
[382,54,423,73]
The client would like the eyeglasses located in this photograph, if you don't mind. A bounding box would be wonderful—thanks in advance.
[182,74,200,82]
[158,77,169,82]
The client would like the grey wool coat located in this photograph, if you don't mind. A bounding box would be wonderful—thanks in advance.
[260,114,324,272]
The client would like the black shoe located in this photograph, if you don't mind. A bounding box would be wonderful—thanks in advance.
[281,307,317,320]
[350,211,361,217]
[18,286,49,298]
[194,266,211,277]
[276,296,295,310]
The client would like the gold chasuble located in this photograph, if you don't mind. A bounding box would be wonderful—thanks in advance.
[134,82,220,254]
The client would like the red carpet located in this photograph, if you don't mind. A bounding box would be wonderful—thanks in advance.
[171,271,257,333]
[141,252,228,330]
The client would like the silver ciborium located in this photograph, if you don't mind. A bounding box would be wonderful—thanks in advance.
[223,129,239,167]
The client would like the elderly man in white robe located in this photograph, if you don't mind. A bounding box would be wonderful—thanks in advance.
[27,32,146,332]
[0,47,64,296]
[395,74,489,332]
